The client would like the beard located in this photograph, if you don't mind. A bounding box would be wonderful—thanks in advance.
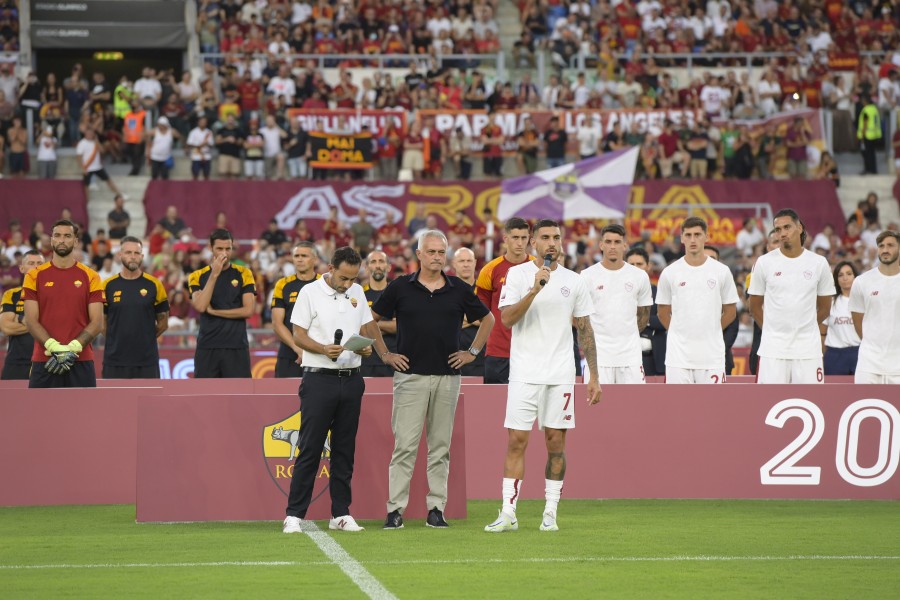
[54,244,73,257]
[371,270,385,282]
[879,253,898,266]
[124,260,142,272]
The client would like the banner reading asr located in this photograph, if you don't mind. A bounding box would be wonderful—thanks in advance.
[308,132,374,170]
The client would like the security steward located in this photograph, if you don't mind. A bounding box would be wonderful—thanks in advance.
[361,250,398,377]
[1,250,44,380]
[188,228,256,378]
[102,236,169,378]
[282,247,403,533]
[271,241,319,378]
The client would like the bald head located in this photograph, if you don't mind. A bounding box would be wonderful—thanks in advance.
[452,247,477,282]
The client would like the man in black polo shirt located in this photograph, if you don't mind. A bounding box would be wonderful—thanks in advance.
[102,236,169,378]
[188,228,256,378]
[271,241,319,378]
[361,250,397,377]
[1,251,44,380]
[372,230,494,529]
[106,195,130,240]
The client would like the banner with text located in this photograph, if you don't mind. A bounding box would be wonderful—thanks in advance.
[308,132,375,170]
[142,179,842,248]
[286,108,407,135]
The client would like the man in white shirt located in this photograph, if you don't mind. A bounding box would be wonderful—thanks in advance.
[575,114,601,159]
[260,114,287,180]
[283,247,400,534]
[485,219,600,534]
[267,64,297,105]
[757,71,782,116]
[76,128,122,199]
[700,78,729,118]
[849,230,900,384]
[735,218,764,257]
[748,209,836,383]
[133,67,162,107]
[186,115,215,180]
[656,217,738,383]
[580,224,653,384]
[572,72,591,108]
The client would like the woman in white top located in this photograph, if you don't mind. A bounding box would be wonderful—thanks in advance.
[147,116,180,180]
[822,261,861,375]
[36,126,58,179]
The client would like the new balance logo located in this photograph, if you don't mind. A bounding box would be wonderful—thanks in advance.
[44,281,54,286]
[872,291,879,296]
[679,282,686,287]
[564,415,572,421]
[775,272,782,276]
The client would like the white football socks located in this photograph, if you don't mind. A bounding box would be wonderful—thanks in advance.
[544,479,563,514]
[501,478,521,516]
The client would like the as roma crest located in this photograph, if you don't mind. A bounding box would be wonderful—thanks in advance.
[261,411,331,500]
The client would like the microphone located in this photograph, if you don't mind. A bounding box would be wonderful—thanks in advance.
[540,254,552,286]
[332,329,343,362]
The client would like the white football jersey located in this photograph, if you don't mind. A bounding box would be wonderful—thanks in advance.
[748,248,835,360]
[580,261,652,367]
[848,267,900,375]
[499,261,593,385]
[656,256,739,369]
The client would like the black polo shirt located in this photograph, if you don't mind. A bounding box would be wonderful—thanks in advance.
[1,287,33,365]
[103,272,169,367]
[372,271,489,375]
[362,284,398,369]
[271,273,318,361]
[188,263,256,349]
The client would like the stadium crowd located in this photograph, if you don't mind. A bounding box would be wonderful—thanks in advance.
[3,0,900,180]
[1,190,896,367]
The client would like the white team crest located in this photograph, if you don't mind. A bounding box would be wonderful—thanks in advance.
[803,271,813,280]
[707,279,716,289]
[624,282,634,292]
[560,286,571,297]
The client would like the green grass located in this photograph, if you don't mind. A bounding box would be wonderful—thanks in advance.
[1,500,898,599]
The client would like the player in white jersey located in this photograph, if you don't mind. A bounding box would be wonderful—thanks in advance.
[656,217,739,383]
[580,224,652,383]
[849,230,900,384]
[485,220,601,534]
[748,209,835,383]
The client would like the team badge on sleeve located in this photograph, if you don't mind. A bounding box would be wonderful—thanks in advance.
[231,279,239,287]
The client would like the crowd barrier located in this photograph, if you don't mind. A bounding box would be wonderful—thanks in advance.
[1,382,897,523]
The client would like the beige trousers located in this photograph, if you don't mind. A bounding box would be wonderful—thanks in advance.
[386,373,461,514]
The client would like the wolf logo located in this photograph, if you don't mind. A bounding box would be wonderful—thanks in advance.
[263,411,332,499]
[271,426,332,462]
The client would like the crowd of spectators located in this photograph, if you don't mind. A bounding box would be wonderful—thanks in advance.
[1,189,896,356]
[2,0,900,181]
[0,0,16,52]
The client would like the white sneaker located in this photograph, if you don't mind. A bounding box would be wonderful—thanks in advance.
[484,510,518,533]
[329,515,365,531]
[283,516,303,533]
[539,510,559,532]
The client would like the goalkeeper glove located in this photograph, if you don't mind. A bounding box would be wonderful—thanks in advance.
[66,340,83,355]
[45,353,70,375]
[44,338,67,356]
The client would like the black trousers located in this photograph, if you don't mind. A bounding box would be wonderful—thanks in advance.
[103,364,160,379]
[286,371,364,519]
[275,356,303,378]
[484,355,510,384]
[126,142,144,175]
[194,348,251,378]
[1,362,31,380]
[29,361,96,388]
[861,139,879,174]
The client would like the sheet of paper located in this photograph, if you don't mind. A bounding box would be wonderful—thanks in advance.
[343,333,374,352]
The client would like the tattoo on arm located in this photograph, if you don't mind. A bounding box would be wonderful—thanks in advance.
[637,306,650,332]
[545,451,566,480]
[574,316,598,375]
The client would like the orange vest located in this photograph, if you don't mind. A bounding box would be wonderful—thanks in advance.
[123,110,146,144]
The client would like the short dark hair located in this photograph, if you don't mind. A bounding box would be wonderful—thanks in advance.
[681,216,708,233]
[120,235,142,247]
[504,217,530,233]
[600,224,627,239]
[876,230,899,246]
[23,249,42,258]
[209,228,233,245]
[773,208,807,244]
[294,241,317,252]
[625,247,649,262]
[331,246,362,269]
[51,219,79,237]
[533,219,561,233]
[704,244,720,258]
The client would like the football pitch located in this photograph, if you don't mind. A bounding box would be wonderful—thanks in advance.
[1,499,898,599]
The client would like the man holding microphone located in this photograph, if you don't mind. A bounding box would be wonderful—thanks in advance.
[282,247,403,533]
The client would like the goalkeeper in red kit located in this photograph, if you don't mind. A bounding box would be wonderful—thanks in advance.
[23,220,104,388]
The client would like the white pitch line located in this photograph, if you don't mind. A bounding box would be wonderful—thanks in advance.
[300,521,399,600]
[1,555,897,571]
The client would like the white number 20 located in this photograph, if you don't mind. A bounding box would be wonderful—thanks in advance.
[761,399,900,487]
